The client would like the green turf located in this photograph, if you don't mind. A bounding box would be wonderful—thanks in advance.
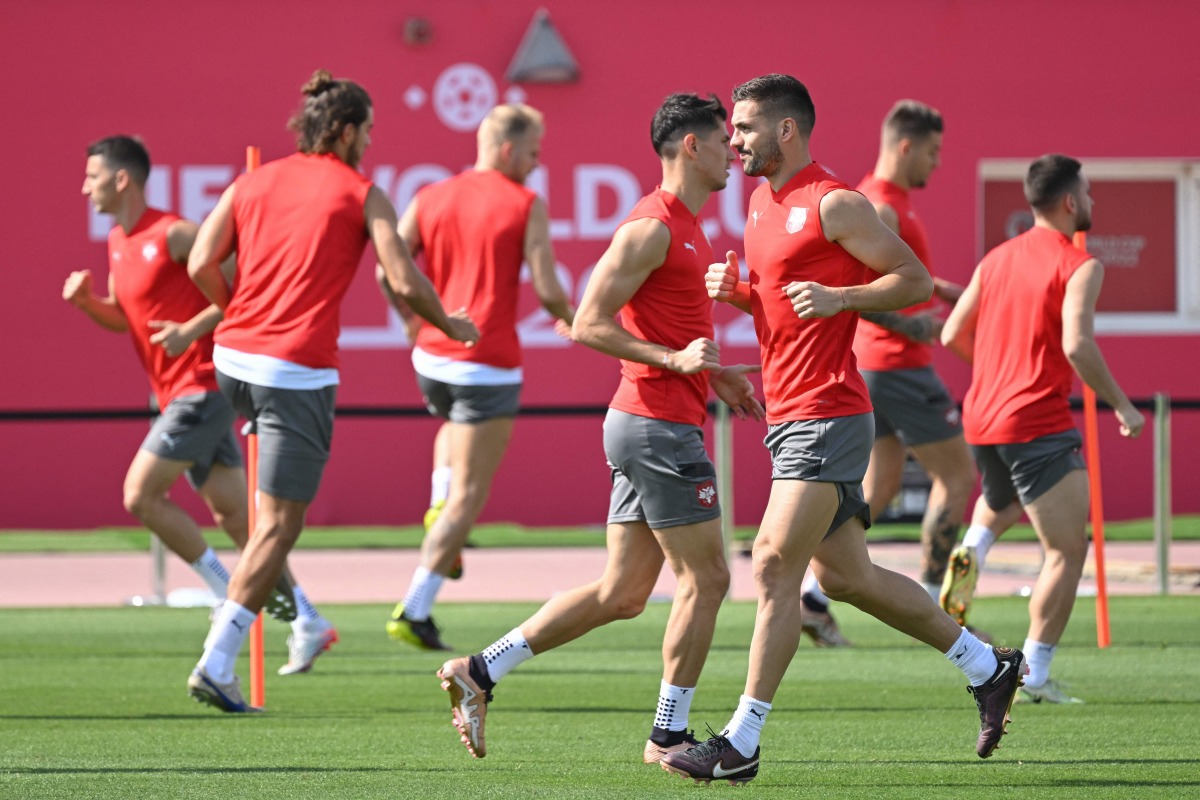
[1,515,1197,553]
[0,596,1196,798]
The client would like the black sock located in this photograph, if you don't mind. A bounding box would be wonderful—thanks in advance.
[801,591,829,614]
[650,726,693,746]
[468,654,496,695]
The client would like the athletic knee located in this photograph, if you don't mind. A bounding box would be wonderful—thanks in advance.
[596,585,648,621]
[676,560,730,603]
[122,483,156,520]
[812,567,856,602]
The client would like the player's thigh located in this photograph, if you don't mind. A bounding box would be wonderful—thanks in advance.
[810,514,874,589]
[599,521,667,598]
[653,515,728,585]
[756,478,840,567]
[863,433,906,503]
[447,416,515,486]
[909,433,976,494]
[124,447,190,498]
[1022,469,1090,553]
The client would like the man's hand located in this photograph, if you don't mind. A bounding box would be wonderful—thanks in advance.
[666,337,721,374]
[711,364,765,421]
[784,281,843,319]
[706,251,740,302]
[63,270,94,306]
[444,308,480,347]
[148,320,194,357]
[1115,404,1145,438]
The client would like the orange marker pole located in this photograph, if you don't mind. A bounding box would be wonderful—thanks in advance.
[1074,230,1111,648]
[245,145,267,705]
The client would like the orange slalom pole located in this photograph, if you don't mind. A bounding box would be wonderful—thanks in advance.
[1074,230,1111,648]
[245,145,267,706]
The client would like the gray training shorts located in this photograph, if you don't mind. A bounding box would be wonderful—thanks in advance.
[140,391,243,489]
[603,409,721,530]
[417,375,521,423]
[972,428,1086,510]
[216,371,336,503]
[765,412,875,537]
[862,366,963,446]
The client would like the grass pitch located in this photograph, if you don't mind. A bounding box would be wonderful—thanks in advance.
[1,596,1197,799]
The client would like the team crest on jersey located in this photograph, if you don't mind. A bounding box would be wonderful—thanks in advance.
[785,207,808,234]
[696,480,717,508]
[142,243,159,262]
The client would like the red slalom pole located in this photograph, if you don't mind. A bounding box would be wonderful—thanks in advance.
[1075,230,1111,648]
[245,145,267,705]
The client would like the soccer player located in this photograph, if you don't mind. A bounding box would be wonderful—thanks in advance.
[799,100,976,646]
[65,135,333,676]
[941,154,1144,704]
[380,104,574,651]
[185,70,478,712]
[436,93,763,762]
[663,75,1024,784]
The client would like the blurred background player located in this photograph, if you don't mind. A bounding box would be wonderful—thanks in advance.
[666,75,1022,785]
[186,70,477,712]
[436,92,763,763]
[799,100,977,645]
[941,154,1144,704]
[379,104,573,650]
[65,135,331,676]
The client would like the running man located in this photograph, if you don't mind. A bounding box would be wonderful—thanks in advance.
[380,104,573,651]
[436,93,763,762]
[185,70,477,712]
[65,135,333,676]
[941,154,1144,705]
[662,75,1024,785]
[800,99,976,645]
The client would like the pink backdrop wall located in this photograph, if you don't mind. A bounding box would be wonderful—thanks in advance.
[3,1,1197,528]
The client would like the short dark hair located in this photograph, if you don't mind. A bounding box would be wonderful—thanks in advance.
[650,93,727,157]
[731,74,815,136]
[883,99,943,143]
[86,135,150,186]
[287,69,373,154]
[1024,154,1083,211]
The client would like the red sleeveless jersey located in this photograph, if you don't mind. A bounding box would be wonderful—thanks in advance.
[216,152,372,369]
[109,208,217,408]
[852,175,935,370]
[963,226,1091,444]
[744,162,873,424]
[413,169,535,369]
[609,188,715,427]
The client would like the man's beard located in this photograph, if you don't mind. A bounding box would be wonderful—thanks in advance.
[741,137,783,178]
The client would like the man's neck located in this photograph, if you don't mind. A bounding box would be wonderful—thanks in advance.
[873,154,909,190]
[768,154,813,192]
[113,194,148,235]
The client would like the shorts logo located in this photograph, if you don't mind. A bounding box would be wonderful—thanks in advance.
[785,207,807,234]
[696,480,717,508]
[945,407,961,427]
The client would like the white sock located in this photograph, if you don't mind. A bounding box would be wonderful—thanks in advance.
[654,680,696,732]
[401,566,444,621]
[922,581,941,600]
[198,600,256,683]
[1023,638,1056,688]
[724,695,771,758]
[480,627,534,683]
[945,627,998,686]
[430,466,451,506]
[962,525,997,570]
[189,548,230,597]
[801,573,829,606]
[291,583,319,621]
